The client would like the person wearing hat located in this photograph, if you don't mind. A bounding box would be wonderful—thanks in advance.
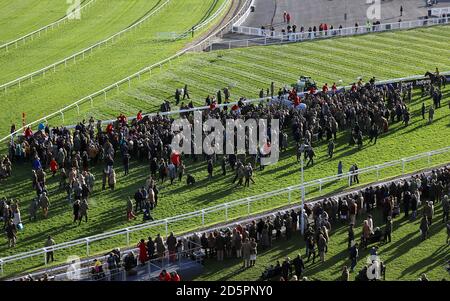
[384,215,393,243]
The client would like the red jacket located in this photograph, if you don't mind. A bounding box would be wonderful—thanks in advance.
[137,112,143,121]
[50,160,58,172]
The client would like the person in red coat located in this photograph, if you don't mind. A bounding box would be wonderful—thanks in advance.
[332,83,337,93]
[137,110,143,121]
[322,83,329,93]
[137,239,148,265]
[159,269,172,281]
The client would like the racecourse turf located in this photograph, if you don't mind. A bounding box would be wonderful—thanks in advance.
[0,0,73,44]
[0,22,449,278]
[0,0,228,137]
[6,24,448,136]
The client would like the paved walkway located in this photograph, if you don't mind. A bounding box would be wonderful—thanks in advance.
[244,0,450,30]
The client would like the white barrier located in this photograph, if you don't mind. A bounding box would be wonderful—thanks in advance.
[232,0,255,27]
[0,0,98,52]
[0,0,172,93]
[20,71,450,133]
[229,16,450,45]
[0,0,253,144]
[0,146,449,276]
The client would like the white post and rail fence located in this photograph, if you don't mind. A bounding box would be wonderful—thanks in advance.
[0,146,449,276]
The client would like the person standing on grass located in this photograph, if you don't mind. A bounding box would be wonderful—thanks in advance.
[207,159,213,179]
[79,199,89,224]
[349,242,359,272]
[242,238,251,268]
[45,235,56,263]
[108,168,116,191]
[318,233,327,263]
[328,140,335,158]
[155,234,166,259]
[420,216,429,241]
[183,84,190,100]
[341,266,350,281]
[168,161,176,185]
[249,237,257,266]
[178,162,185,182]
[73,200,80,224]
[428,105,434,124]
[384,215,393,243]
[126,197,137,221]
[123,152,130,176]
[293,254,305,278]
[446,220,450,245]
[5,219,17,248]
[40,192,50,219]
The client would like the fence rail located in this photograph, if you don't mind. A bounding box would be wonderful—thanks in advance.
[0,0,97,52]
[0,0,253,144]
[221,16,450,50]
[0,0,172,93]
[1,146,449,275]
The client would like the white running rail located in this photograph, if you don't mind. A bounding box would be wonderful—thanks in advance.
[0,146,449,275]
[0,0,254,143]
[0,0,98,52]
[229,16,450,43]
[2,70,448,143]
[0,0,172,92]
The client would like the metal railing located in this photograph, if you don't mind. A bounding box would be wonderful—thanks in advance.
[0,0,98,52]
[223,16,450,50]
[0,0,253,144]
[1,146,449,276]
[0,0,172,93]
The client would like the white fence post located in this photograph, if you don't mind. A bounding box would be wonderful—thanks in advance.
[247,198,251,215]
[288,188,292,205]
[86,238,90,256]
[201,210,205,226]
[44,248,47,265]
[126,229,130,247]
[376,166,380,180]
[428,152,431,164]
[319,180,322,194]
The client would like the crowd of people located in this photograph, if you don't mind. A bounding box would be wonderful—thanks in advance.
[50,165,449,281]
[1,71,446,250]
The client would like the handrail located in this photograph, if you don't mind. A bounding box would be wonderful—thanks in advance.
[1,146,449,272]
[0,0,172,92]
[0,0,98,51]
[0,0,253,144]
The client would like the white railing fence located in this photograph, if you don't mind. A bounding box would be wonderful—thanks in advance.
[1,146,449,276]
[0,0,172,93]
[222,16,450,50]
[0,0,98,52]
[232,0,254,27]
[0,0,253,144]
[9,71,450,136]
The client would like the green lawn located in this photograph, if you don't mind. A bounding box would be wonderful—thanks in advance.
[0,0,162,83]
[0,0,228,137]
[0,25,449,278]
[0,0,74,44]
[194,207,449,281]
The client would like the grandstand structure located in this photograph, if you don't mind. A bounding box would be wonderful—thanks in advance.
[0,0,449,282]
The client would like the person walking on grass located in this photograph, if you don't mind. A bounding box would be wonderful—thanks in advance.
[384,215,393,243]
[420,216,429,241]
[349,242,359,272]
[79,199,89,224]
[45,235,56,263]
[5,219,17,248]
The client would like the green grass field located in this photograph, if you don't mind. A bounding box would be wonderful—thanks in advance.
[0,0,228,137]
[0,0,73,44]
[194,207,449,281]
[0,20,449,278]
